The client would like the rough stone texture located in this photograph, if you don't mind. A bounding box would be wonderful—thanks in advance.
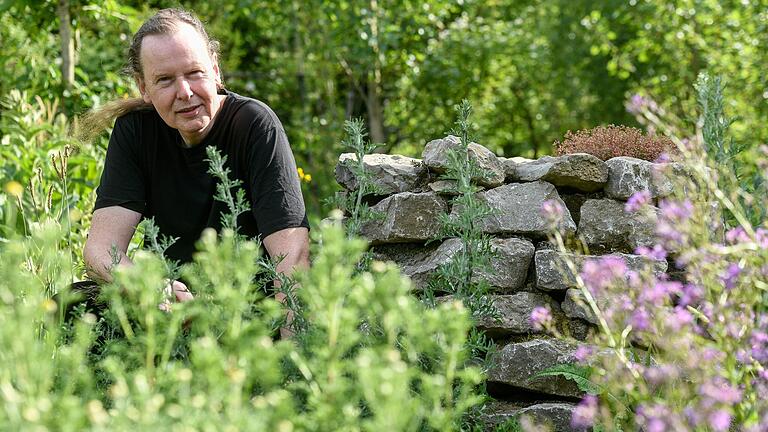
[360,192,447,244]
[480,401,578,432]
[474,292,561,336]
[604,157,689,200]
[400,237,535,291]
[499,156,534,181]
[422,135,505,187]
[335,153,425,195]
[578,198,657,252]
[562,289,599,325]
[457,181,576,236]
[567,318,592,341]
[560,193,591,226]
[427,179,461,196]
[514,153,609,192]
[534,249,668,292]
[487,339,585,398]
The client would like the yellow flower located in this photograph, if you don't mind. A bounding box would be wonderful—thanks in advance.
[297,167,305,177]
[304,174,312,182]
[4,181,23,198]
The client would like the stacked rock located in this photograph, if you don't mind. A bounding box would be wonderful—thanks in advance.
[334,136,682,431]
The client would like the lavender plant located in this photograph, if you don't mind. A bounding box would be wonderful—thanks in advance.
[536,75,768,431]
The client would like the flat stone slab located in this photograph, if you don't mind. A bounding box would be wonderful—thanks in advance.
[360,192,447,244]
[604,156,689,200]
[480,401,579,432]
[487,339,586,399]
[422,135,505,187]
[455,181,576,236]
[513,153,609,192]
[475,293,561,336]
[578,198,657,252]
[534,249,667,292]
[335,153,425,195]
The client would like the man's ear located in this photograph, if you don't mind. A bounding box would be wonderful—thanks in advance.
[136,75,151,104]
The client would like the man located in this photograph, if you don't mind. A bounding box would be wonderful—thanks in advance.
[82,9,309,332]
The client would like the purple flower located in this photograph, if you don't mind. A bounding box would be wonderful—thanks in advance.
[643,364,679,386]
[708,410,731,432]
[751,331,768,363]
[634,244,667,260]
[625,190,652,213]
[655,152,671,163]
[640,280,682,306]
[530,306,553,331]
[720,263,741,290]
[636,403,670,432]
[699,379,742,405]
[630,307,651,331]
[725,227,750,244]
[756,228,768,249]
[581,256,628,293]
[574,345,594,364]
[666,306,694,331]
[678,283,703,307]
[659,199,694,222]
[540,199,564,228]
[571,395,598,429]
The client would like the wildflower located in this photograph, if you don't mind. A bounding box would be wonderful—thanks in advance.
[581,256,628,293]
[636,403,671,432]
[640,280,681,306]
[574,345,594,364]
[708,410,731,432]
[699,378,742,406]
[678,283,703,307]
[629,307,651,331]
[665,306,694,331]
[725,227,750,244]
[634,244,667,260]
[3,180,23,198]
[750,331,768,363]
[654,152,671,163]
[659,199,694,222]
[529,306,552,331]
[643,364,679,386]
[756,228,768,249]
[297,167,312,183]
[625,190,652,213]
[540,199,564,228]
[720,262,741,290]
[571,395,598,429]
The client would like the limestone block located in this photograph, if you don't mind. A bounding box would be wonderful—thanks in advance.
[480,401,579,432]
[422,135,505,187]
[514,153,609,192]
[487,339,587,398]
[604,157,690,200]
[534,249,667,292]
[578,198,657,252]
[398,238,535,291]
[454,181,576,236]
[335,153,425,195]
[474,292,561,336]
[359,192,447,244]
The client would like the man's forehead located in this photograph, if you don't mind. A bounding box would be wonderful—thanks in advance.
[140,24,209,59]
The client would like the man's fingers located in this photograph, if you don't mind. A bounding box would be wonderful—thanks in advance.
[171,280,194,302]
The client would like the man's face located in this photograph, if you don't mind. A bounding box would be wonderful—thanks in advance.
[137,23,223,146]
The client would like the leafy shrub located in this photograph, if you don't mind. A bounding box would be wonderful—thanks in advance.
[553,124,675,161]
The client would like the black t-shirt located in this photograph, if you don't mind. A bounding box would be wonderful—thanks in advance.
[94,90,309,263]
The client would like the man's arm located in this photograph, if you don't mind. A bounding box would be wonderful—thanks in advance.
[263,227,310,338]
[83,206,142,283]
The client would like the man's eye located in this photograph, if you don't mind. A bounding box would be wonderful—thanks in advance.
[157,77,171,86]
[188,71,204,78]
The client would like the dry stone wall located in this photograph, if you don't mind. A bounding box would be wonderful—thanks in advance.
[334,136,683,431]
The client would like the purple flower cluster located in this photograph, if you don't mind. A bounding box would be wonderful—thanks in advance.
[580,256,628,294]
[540,199,565,229]
[529,306,552,331]
[635,244,667,261]
[571,395,598,429]
[625,190,652,213]
[656,199,694,249]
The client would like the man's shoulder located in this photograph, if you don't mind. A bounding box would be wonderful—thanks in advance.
[224,91,283,132]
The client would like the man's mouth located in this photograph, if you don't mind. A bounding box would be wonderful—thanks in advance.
[176,105,201,114]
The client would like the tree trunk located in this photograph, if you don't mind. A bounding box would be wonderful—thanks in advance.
[58,0,75,92]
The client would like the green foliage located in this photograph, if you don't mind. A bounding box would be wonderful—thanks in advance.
[529,363,601,395]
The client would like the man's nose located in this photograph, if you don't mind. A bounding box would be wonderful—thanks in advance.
[176,79,193,100]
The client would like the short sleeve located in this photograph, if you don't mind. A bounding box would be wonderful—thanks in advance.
[94,114,146,214]
[246,125,309,238]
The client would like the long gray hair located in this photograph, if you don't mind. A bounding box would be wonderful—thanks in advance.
[77,8,222,143]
